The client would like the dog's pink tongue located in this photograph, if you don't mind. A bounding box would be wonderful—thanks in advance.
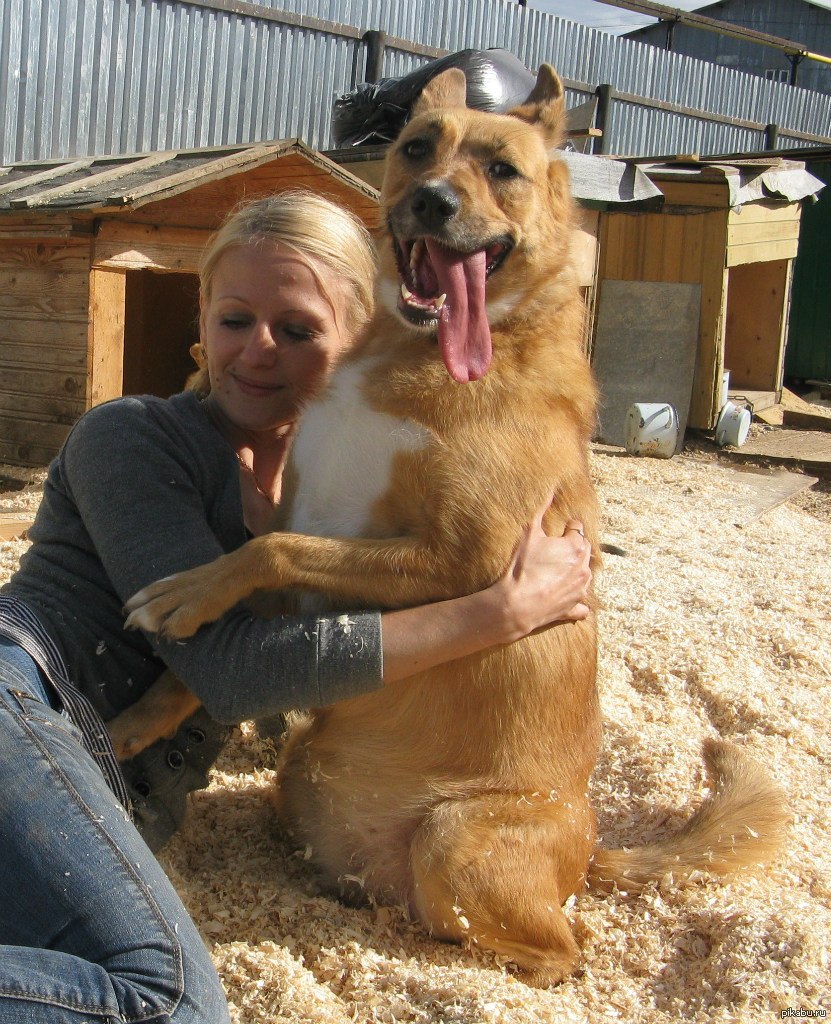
[424,241,492,383]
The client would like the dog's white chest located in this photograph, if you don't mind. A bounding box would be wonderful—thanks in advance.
[287,358,429,539]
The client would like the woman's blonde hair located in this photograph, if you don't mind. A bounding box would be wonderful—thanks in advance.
[200,189,376,339]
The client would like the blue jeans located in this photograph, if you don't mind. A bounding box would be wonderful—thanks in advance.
[0,638,230,1023]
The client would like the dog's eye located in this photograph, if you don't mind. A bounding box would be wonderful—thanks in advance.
[402,138,430,160]
[489,161,519,179]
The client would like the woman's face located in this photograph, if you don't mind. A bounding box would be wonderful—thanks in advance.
[201,243,351,434]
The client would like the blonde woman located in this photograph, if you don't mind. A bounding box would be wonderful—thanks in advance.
[0,191,591,1022]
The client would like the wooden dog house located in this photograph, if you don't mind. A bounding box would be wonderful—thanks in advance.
[0,141,379,466]
[595,158,823,431]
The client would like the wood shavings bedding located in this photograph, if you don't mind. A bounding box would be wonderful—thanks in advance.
[2,451,828,1023]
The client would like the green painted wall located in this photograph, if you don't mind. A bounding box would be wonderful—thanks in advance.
[786,160,831,383]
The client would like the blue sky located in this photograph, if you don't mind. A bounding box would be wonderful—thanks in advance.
[526,0,831,35]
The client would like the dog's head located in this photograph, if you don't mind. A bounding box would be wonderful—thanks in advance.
[378,64,574,384]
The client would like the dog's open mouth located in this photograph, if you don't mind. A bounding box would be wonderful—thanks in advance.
[393,235,513,383]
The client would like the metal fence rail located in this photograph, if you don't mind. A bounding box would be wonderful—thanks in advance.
[2,0,830,166]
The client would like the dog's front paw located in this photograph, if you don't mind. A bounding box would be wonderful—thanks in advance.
[124,563,237,638]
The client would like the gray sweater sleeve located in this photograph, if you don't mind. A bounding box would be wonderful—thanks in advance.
[57,395,384,721]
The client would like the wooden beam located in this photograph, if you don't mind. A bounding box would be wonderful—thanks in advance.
[87,268,126,407]
[0,159,94,199]
[726,218,801,249]
[0,222,79,239]
[783,410,831,432]
[726,237,799,267]
[103,141,297,208]
[93,222,212,273]
[10,152,179,209]
[0,512,35,540]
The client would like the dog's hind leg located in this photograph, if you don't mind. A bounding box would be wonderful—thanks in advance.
[409,791,595,987]
[107,670,200,760]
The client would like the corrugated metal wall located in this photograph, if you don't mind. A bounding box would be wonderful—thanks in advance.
[2,0,831,165]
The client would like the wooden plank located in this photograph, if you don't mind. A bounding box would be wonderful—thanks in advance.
[726,218,801,249]
[0,346,87,374]
[597,213,624,280]
[87,268,126,407]
[0,414,74,447]
[0,267,89,295]
[0,239,90,272]
[649,178,730,208]
[10,152,179,209]
[0,322,87,350]
[678,209,706,282]
[0,436,62,467]
[728,388,777,412]
[0,264,90,329]
[0,290,90,323]
[104,141,296,207]
[727,200,803,226]
[709,464,819,528]
[726,236,799,267]
[0,512,36,540]
[0,367,86,403]
[688,210,729,429]
[725,259,790,392]
[660,213,687,281]
[0,222,77,239]
[93,222,212,273]
[719,428,831,478]
[572,209,599,290]
[0,158,93,198]
[640,213,667,281]
[782,409,831,432]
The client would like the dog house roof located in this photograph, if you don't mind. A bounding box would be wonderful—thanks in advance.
[0,139,379,214]
[637,157,824,207]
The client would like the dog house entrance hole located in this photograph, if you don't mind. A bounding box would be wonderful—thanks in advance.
[123,270,200,398]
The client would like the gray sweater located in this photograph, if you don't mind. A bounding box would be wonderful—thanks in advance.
[3,390,383,848]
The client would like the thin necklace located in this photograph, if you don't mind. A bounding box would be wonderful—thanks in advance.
[202,395,287,507]
[236,453,278,507]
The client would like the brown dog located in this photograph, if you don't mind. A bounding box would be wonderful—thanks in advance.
[119,66,787,985]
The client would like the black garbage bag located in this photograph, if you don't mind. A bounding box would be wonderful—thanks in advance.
[332,48,537,148]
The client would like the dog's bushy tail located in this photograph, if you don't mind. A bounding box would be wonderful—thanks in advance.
[588,739,789,894]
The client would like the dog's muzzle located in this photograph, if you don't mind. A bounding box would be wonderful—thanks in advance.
[411,183,461,232]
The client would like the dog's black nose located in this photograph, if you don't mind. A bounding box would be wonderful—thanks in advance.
[411,184,460,230]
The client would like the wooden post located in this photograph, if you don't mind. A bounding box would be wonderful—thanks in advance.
[362,30,387,83]
[594,85,613,156]
[87,268,126,408]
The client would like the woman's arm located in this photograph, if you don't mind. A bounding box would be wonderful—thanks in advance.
[381,507,592,684]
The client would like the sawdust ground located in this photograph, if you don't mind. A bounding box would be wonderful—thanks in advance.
[1,449,828,1024]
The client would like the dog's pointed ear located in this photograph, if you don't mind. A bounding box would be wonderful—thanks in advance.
[508,64,566,148]
[411,68,468,117]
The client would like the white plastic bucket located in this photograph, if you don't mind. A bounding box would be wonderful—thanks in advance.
[715,400,751,447]
[625,402,679,459]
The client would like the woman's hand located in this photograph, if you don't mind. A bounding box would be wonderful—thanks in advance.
[492,501,592,643]
[380,499,593,685]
